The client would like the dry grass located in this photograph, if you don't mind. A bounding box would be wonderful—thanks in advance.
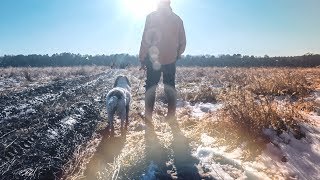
[1,66,108,80]
[96,132,147,179]
[23,68,33,82]
[177,67,318,97]
[61,134,101,180]
[0,66,109,94]
[245,69,314,97]
[179,84,218,104]
[223,88,311,145]
[219,87,303,136]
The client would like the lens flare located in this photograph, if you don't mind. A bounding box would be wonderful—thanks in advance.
[121,0,158,19]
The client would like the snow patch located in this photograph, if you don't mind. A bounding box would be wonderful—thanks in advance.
[201,133,216,146]
[254,116,320,179]
[188,102,223,118]
[31,93,59,106]
[195,146,245,179]
[61,117,77,128]
[47,129,59,139]
[195,130,320,179]
[47,116,79,140]
[2,104,36,119]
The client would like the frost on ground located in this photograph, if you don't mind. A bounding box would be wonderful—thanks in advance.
[194,116,320,180]
[193,107,320,179]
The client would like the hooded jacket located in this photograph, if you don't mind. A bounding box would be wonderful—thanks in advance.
[139,5,186,65]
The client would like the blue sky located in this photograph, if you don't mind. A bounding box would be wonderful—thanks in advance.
[0,0,319,56]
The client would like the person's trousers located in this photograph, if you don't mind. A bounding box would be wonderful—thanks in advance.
[144,58,177,122]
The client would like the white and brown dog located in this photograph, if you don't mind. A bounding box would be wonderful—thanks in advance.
[106,75,131,136]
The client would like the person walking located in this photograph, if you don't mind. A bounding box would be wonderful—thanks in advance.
[139,0,186,130]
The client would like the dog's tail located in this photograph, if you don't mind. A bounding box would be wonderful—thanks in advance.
[107,96,119,112]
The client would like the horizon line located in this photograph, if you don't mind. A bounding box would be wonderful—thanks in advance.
[1,52,319,58]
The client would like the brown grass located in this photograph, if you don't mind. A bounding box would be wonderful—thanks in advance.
[0,66,109,94]
[177,67,318,97]
[61,134,101,180]
[245,69,313,97]
[179,84,218,104]
[219,87,302,136]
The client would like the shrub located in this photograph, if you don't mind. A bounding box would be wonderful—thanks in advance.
[179,85,218,104]
[218,87,304,137]
[23,69,33,81]
[246,69,313,97]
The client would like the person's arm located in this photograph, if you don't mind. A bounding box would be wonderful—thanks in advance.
[177,20,186,59]
[139,16,150,66]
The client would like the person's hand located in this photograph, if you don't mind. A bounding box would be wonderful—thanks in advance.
[140,61,146,70]
[177,55,182,60]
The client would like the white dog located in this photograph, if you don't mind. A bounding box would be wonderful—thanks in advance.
[106,75,131,136]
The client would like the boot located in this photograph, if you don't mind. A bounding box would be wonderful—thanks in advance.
[145,86,156,132]
[164,85,177,123]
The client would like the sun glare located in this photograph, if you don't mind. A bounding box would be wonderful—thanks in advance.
[121,0,158,19]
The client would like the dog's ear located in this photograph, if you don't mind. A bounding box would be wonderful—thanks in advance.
[114,76,120,87]
[125,77,131,87]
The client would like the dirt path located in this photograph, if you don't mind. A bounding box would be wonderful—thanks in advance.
[0,70,124,179]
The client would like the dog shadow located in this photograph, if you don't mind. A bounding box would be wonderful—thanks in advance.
[83,131,126,180]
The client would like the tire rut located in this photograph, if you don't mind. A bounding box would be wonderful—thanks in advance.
[0,69,123,180]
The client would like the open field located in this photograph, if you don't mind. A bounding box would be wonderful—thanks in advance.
[1,66,320,179]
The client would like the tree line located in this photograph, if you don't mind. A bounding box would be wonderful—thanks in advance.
[0,53,319,68]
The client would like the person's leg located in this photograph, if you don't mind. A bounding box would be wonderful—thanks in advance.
[145,58,161,125]
[163,62,177,119]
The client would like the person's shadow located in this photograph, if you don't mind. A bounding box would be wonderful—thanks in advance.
[144,127,171,179]
[145,119,203,180]
[169,120,202,180]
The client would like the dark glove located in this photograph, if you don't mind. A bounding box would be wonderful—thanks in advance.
[140,61,146,70]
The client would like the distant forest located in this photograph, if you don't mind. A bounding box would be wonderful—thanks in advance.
[0,53,319,68]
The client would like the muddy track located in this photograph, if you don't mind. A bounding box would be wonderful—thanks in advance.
[0,70,124,180]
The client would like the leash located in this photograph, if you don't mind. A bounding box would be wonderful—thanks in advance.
[134,67,146,120]
[134,68,146,95]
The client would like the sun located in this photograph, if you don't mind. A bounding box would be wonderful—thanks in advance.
[121,0,158,19]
